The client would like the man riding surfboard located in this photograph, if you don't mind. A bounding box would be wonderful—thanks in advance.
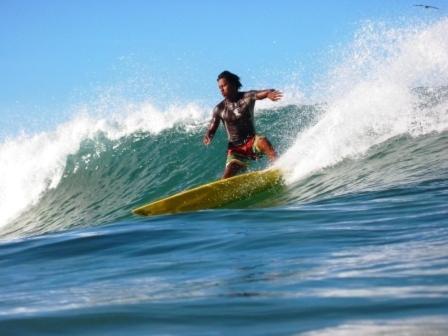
[204,71,283,178]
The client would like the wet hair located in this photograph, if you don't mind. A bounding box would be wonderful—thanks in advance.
[217,71,242,90]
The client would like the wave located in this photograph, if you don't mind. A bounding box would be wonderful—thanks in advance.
[1,104,446,239]
[1,18,448,238]
[0,105,312,237]
[0,102,209,229]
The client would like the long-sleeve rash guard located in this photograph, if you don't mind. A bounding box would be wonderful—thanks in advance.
[205,91,258,145]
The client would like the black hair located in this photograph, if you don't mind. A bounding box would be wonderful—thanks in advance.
[217,71,242,90]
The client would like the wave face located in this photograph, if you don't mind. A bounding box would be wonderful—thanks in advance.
[0,102,209,234]
[0,18,448,335]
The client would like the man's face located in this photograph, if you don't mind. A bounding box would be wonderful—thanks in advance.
[218,78,236,98]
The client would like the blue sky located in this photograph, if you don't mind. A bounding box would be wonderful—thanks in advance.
[0,0,445,136]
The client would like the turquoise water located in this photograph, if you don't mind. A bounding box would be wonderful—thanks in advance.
[1,19,448,335]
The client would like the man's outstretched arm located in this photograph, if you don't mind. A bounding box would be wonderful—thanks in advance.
[255,89,283,101]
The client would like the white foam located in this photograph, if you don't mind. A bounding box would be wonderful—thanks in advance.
[277,18,448,183]
[301,316,448,336]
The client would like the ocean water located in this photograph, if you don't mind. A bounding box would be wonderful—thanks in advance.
[1,19,448,335]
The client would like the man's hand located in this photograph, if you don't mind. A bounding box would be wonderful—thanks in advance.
[203,134,212,145]
[267,90,283,101]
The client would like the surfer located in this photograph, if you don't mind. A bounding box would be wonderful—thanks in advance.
[204,70,283,178]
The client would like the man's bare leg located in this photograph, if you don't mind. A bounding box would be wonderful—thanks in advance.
[257,137,277,161]
[223,161,245,179]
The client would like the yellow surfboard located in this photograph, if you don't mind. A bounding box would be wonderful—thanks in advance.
[133,168,283,216]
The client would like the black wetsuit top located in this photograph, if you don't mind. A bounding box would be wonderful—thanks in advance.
[206,91,258,145]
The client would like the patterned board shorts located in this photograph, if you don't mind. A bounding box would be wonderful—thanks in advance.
[226,135,266,167]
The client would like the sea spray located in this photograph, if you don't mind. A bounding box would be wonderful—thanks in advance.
[277,19,448,183]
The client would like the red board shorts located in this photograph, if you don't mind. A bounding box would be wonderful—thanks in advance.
[226,135,266,167]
